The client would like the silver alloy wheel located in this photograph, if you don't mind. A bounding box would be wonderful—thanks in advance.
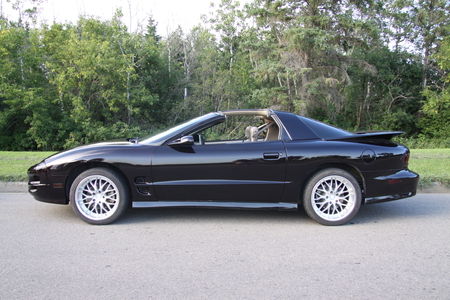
[310,175,357,222]
[74,175,120,221]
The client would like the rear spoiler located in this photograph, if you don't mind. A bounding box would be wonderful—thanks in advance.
[327,131,404,142]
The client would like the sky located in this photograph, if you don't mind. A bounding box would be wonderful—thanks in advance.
[2,0,232,35]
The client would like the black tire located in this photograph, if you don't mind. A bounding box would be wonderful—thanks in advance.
[70,168,129,225]
[303,168,361,226]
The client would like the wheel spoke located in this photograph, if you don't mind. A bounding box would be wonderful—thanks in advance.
[75,174,120,221]
[311,174,357,222]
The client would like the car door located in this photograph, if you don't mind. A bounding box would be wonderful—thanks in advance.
[150,140,287,202]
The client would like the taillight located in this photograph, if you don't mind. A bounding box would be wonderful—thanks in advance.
[402,152,410,164]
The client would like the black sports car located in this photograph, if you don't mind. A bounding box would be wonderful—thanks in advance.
[28,109,419,225]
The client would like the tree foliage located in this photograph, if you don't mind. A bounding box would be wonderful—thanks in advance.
[420,33,450,139]
[0,0,449,150]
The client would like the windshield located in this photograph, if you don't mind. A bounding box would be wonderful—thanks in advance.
[139,113,223,145]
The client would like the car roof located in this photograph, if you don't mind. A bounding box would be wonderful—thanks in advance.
[219,109,272,118]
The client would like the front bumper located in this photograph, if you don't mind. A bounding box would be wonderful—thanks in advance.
[28,163,67,204]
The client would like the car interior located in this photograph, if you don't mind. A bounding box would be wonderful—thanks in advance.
[191,115,280,146]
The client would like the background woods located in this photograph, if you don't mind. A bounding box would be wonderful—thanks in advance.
[1,0,449,151]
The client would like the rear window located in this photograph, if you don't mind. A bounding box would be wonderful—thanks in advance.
[299,116,352,139]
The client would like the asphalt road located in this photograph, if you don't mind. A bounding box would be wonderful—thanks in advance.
[1,193,449,300]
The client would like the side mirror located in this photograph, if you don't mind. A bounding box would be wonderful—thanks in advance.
[168,135,194,147]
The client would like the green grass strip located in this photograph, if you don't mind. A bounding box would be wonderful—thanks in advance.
[409,149,450,188]
[0,151,56,182]
[0,149,449,188]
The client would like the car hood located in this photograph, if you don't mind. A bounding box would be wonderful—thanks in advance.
[43,139,138,166]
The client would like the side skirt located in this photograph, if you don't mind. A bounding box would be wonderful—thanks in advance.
[132,201,298,211]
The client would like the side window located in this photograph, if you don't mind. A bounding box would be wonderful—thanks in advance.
[194,115,279,144]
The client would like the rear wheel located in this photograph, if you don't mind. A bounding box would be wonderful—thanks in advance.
[303,168,361,226]
[70,168,129,225]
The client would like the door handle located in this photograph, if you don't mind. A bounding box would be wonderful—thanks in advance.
[263,152,282,160]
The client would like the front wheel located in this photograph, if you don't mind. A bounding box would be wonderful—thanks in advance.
[303,168,361,226]
[70,168,129,225]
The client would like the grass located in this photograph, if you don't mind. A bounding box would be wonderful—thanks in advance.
[0,151,56,182]
[0,149,449,188]
[409,149,450,188]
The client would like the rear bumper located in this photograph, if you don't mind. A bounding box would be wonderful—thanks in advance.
[363,169,419,204]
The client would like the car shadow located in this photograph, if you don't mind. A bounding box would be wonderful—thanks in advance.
[38,195,449,226]
[117,206,311,225]
[118,195,449,226]
[351,195,450,224]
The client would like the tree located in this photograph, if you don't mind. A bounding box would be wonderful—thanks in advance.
[343,47,422,133]
[0,0,446,150]
[42,14,160,148]
[1,0,44,26]
[420,34,450,139]
[0,18,57,150]
[387,0,450,89]
[245,0,384,122]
